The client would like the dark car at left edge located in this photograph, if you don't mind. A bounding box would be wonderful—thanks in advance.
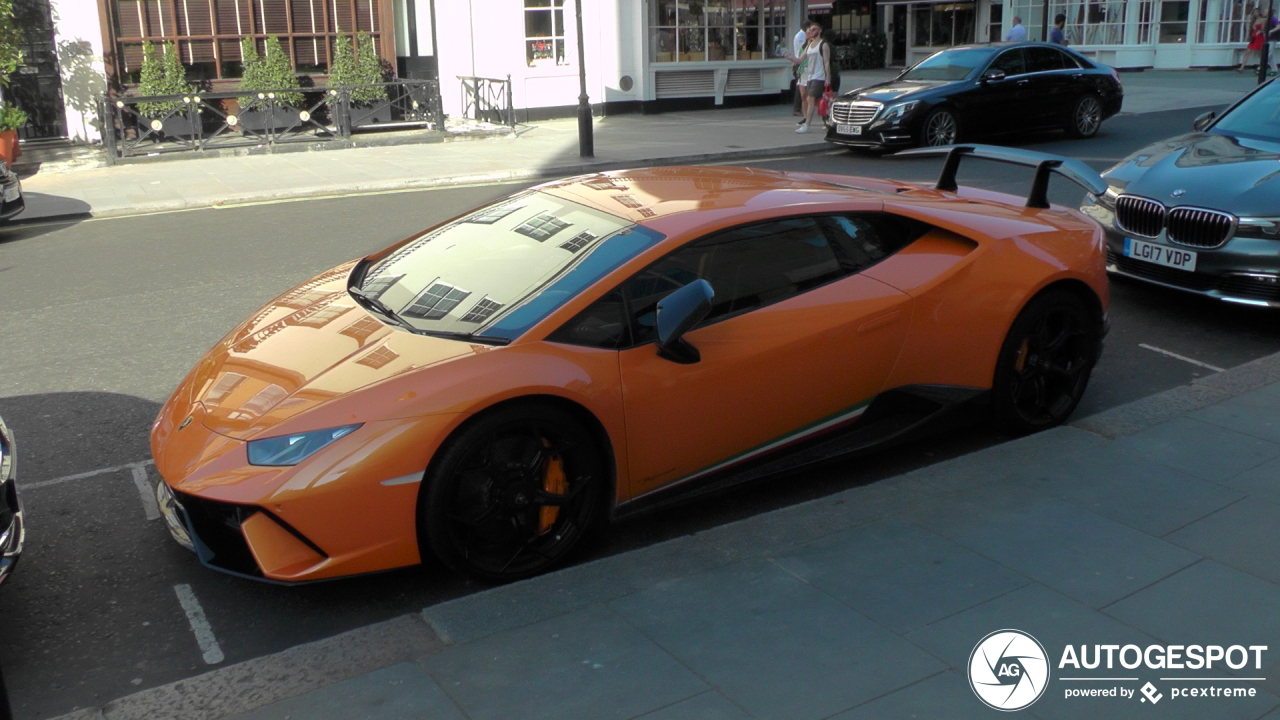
[825,42,1123,150]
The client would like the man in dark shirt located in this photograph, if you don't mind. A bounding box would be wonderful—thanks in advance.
[1050,14,1069,45]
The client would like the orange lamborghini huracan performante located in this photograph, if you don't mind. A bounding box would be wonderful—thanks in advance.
[153,145,1110,584]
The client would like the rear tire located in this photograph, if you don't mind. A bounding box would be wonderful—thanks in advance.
[991,290,1100,435]
[1065,94,1103,139]
[421,403,605,582]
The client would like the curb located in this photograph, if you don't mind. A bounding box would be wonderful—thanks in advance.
[1070,349,1280,439]
[7,141,833,227]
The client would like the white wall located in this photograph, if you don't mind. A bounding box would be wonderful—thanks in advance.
[50,0,108,142]
[434,0,618,120]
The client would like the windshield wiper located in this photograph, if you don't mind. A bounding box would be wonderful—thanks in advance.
[348,286,419,333]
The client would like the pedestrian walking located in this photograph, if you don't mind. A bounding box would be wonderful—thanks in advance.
[1050,14,1069,45]
[1005,16,1028,42]
[793,24,832,133]
[1239,10,1265,72]
[1268,9,1280,74]
[789,19,815,116]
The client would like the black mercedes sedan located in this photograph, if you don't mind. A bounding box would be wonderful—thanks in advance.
[825,43,1123,150]
[1082,79,1280,307]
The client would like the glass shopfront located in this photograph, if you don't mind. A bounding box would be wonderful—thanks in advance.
[650,0,790,63]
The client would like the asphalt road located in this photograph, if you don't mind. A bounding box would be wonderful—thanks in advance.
[3,105,1278,720]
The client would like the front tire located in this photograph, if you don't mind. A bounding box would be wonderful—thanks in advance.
[421,403,605,582]
[1065,94,1103,139]
[991,290,1100,435]
[920,108,961,147]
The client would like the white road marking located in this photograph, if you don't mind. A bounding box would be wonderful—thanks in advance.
[131,464,161,521]
[1138,343,1226,372]
[19,459,155,490]
[174,584,225,665]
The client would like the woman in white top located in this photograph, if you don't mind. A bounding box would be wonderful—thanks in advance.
[792,25,831,133]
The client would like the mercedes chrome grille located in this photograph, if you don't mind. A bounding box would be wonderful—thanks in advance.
[1115,195,1166,239]
[1167,207,1236,249]
[831,101,881,125]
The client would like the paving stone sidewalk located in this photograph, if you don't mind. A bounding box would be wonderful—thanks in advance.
[12,68,1262,226]
[65,348,1280,720]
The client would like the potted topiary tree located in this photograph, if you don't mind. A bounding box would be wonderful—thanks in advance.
[349,32,389,127]
[325,32,389,129]
[137,41,198,138]
[0,0,25,161]
[235,36,304,133]
[0,102,23,163]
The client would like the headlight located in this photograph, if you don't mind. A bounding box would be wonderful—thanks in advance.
[1095,184,1123,209]
[880,101,919,122]
[1238,217,1280,237]
[247,424,361,466]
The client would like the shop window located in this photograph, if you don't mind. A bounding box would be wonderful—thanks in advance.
[1159,0,1189,41]
[988,2,1003,42]
[524,0,566,67]
[911,2,976,47]
[651,0,788,63]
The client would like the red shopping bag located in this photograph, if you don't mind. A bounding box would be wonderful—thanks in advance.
[818,83,834,117]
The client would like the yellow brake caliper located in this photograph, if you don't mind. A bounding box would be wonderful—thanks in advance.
[538,448,566,536]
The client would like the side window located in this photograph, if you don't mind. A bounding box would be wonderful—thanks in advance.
[547,290,629,348]
[626,218,844,345]
[1025,47,1066,73]
[990,48,1026,76]
[819,214,923,271]
[1057,49,1084,68]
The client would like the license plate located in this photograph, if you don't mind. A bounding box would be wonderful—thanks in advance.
[1124,237,1197,272]
[3,185,18,203]
[837,124,862,136]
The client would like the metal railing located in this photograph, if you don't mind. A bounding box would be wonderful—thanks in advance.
[459,75,515,127]
[99,79,445,163]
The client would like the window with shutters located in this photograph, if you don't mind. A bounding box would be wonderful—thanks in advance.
[108,0,388,81]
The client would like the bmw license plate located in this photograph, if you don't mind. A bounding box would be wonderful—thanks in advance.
[1124,237,1197,272]
[837,124,862,136]
[2,185,17,203]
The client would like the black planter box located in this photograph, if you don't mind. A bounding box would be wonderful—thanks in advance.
[349,103,393,129]
[236,106,302,134]
[144,113,199,139]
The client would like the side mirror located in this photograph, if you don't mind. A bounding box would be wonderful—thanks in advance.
[655,279,714,364]
[982,69,1006,83]
[1193,110,1216,132]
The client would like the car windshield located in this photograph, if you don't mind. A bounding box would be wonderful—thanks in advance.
[900,48,993,81]
[359,191,647,340]
[1212,80,1280,142]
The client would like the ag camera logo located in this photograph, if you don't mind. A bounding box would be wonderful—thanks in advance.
[969,629,1050,711]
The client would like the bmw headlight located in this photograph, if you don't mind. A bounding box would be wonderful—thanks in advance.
[880,101,919,123]
[247,424,361,466]
[1237,217,1280,237]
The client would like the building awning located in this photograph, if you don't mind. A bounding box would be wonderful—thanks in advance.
[807,2,834,12]
[876,0,970,5]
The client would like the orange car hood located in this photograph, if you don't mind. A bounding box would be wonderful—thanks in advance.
[189,285,478,440]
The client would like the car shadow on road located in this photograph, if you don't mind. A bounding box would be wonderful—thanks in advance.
[0,193,91,245]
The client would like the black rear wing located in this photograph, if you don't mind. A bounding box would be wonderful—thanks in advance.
[895,144,1107,209]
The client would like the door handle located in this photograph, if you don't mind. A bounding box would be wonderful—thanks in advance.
[1016,79,1030,86]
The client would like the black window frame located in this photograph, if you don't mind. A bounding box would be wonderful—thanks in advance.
[547,212,929,350]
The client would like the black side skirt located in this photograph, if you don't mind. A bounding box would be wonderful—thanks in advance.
[612,384,988,520]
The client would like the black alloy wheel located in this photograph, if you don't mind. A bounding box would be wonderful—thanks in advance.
[1066,94,1103,139]
[921,108,960,147]
[992,290,1100,435]
[422,403,605,582]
